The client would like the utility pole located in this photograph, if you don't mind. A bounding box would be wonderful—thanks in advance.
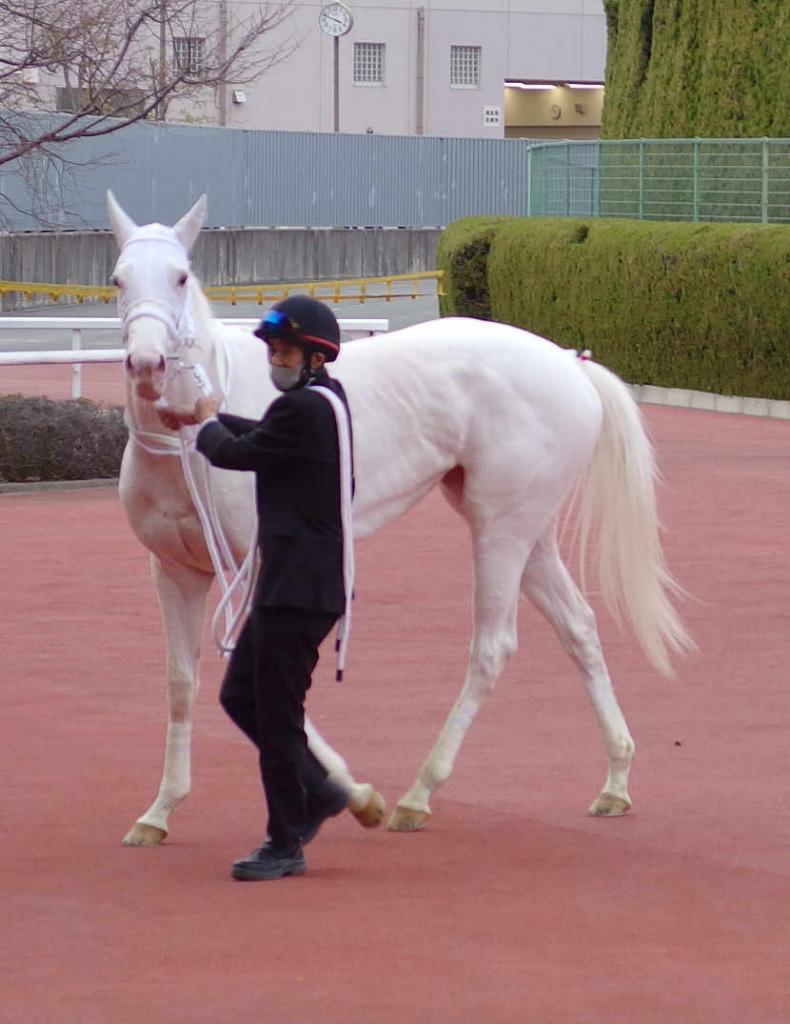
[415,7,425,135]
[218,0,228,126]
[157,1,166,120]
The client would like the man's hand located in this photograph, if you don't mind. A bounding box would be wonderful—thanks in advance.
[157,396,220,431]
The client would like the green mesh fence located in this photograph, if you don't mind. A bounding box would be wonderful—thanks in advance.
[529,139,790,224]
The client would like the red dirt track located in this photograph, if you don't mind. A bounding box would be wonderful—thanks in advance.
[2,406,790,1023]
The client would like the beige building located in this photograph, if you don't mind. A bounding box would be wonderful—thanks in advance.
[31,0,606,140]
[208,0,606,138]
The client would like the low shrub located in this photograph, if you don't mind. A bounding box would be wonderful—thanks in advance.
[0,395,127,483]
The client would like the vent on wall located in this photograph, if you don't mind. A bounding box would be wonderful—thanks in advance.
[483,105,502,127]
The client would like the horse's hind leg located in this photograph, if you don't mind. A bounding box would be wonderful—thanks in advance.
[521,536,635,816]
[388,534,527,831]
[123,555,212,846]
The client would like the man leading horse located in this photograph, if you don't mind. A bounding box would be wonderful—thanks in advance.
[159,295,355,881]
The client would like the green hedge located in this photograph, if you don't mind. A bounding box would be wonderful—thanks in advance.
[436,217,510,320]
[0,395,127,482]
[440,216,790,400]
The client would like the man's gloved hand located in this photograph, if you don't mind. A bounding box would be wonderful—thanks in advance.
[156,396,220,430]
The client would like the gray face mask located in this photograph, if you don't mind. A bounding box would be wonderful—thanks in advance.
[269,364,304,392]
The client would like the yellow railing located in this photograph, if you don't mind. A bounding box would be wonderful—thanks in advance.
[0,271,444,306]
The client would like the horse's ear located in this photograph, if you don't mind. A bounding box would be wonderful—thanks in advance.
[106,190,138,247]
[173,194,207,253]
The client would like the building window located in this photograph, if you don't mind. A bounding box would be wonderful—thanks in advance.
[173,37,206,76]
[353,42,385,85]
[450,45,481,88]
[56,86,146,116]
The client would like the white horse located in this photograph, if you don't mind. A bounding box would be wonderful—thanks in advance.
[109,192,691,847]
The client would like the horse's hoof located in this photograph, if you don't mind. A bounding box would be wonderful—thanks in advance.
[122,822,168,846]
[387,805,430,832]
[349,785,386,829]
[588,792,632,817]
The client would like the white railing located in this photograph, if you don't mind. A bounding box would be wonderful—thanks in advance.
[0,316,389,398]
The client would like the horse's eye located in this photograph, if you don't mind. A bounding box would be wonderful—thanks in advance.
[177,273,188,286]
[111,274,121,288]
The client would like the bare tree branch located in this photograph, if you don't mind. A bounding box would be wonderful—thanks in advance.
[0,0,298,182]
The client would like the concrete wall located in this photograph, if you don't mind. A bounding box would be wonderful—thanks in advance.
[0,227,442,311]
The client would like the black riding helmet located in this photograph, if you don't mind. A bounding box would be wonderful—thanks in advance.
[253,295,341,362]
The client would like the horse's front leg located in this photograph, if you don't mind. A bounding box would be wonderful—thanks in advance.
[388,535,527,831]
[304,717,386,828]
[122,554,212,846]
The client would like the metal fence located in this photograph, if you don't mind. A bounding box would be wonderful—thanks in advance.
[0,115,535,231]
[3,116,788,231]
[0,315,389,399]
[528,138,790,224]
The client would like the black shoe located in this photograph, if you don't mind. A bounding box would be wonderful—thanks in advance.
[231,841,306,881]
[302,781,349,845]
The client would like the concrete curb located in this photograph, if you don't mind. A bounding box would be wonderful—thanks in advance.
[0,477,118,495]
[630,384,790,421]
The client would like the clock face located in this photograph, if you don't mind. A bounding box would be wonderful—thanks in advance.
[319,3,353,36]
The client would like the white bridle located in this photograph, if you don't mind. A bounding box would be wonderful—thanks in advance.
[117,229,197,352]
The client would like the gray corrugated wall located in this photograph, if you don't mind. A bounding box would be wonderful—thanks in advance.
[0,117,535,231]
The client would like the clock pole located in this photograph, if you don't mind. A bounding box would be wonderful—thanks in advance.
[319,4,352,134]
[334,34,340,132]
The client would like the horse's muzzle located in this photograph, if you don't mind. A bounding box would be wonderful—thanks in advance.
[125,351,166,400]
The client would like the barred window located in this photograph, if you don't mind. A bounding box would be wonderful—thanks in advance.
[353,42,385,85]
[173,37,206,76]
[450,45,480,88]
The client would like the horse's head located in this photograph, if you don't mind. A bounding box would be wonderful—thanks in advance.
[107,191,207,401]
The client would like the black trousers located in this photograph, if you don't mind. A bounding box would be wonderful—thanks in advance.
[219,606,339,851]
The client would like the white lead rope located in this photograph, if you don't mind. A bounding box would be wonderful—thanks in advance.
[126,338,255,655]
[178,432,257,654]
[176,354,258,655]
[310,385,356,682]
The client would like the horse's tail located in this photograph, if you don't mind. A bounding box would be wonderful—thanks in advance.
[574,358,694,676]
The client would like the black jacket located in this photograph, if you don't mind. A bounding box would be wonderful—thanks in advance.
[196,371,350,614]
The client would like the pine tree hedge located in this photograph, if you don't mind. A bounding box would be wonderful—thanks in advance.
[602,0,790,139]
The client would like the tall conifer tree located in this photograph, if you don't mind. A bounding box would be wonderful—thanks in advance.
[602,0,789,137]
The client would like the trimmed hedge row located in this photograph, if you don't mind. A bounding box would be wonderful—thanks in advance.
[0,395,127,483]
[435,216,511,320]
[437,216,790,400]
